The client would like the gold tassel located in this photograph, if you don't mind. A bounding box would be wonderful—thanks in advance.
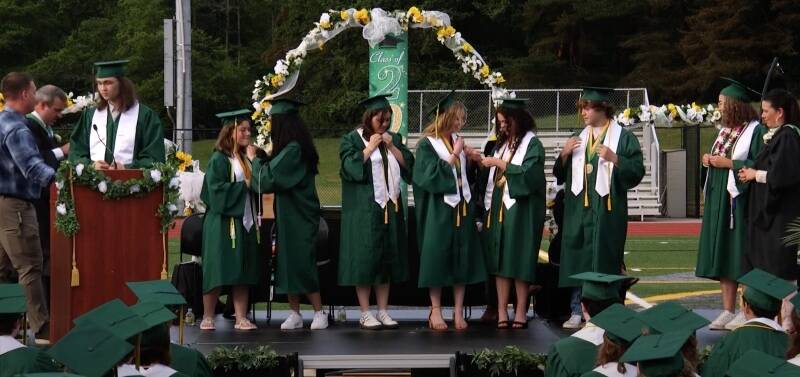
[486,209,491,229]
[462,201,467,217]
[583,170,589,208]
[71,232,79,287]
[135,334,142,368]
[434,105,440,139]
[394,200,399,212]
[160,234,168,280]
[456,206,461,227]
[178,305,185,345]
[607,195,612,211]
[230,218,236,249]
[499,205,504,223]
[384,206,388,224]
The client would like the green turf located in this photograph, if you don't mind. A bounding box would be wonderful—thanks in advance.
[630,282,716,299]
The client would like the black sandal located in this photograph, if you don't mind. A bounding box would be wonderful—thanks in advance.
[512,321,528,329]
[497,320,511,329]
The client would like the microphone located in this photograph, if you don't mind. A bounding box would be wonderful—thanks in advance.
[92,124,117,169]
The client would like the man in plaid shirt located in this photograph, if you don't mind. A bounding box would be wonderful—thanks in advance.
[0,72,55,343]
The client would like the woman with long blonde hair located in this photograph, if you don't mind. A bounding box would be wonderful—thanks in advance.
[412,92,486,331]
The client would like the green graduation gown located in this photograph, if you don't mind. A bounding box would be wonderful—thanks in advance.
[338,130,414,286]
[170,344,212,377]
[482,133,546,282]
[200,151,262,293]
[253,142,321,295]
[553,126,645,287]
[696,123,766,280]
[69,103,165,168]
[545,325,604,377]
[0,337,58,377]
[700,319,789,377]
[412,136,487,288]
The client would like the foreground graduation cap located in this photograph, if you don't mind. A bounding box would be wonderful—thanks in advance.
[215,109,252,126]
[720,77,761,103]
[126,280,187,307]
[581,87,614,103]
[725,349,800,377]
[73,299,150,341]
[620,331,691,377]
[131,301,177,329]
[497,98,528,111]
[47,324,133,377]
[570,272,632,301]
[589,303,645,345]
[268,98,305,115]
[94,60,129,78]
[359,93,392,111]
[637,301,710,334]
[738,268,795,312]
[0,283,27,314]
[20,374,86,377]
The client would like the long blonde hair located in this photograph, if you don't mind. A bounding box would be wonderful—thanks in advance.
[214,120,252,181]
[422,101,466,138]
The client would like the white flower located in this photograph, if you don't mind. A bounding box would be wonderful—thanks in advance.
[319,13,330,25]
[97,181,107,193]
[149,169,162,182]
[168,204,178,213]
[56,203,67,215]
[129,184,141,194]
[56,181,64,190]
[169,177,180,189]
[274,60,289,76]
[75,163,84,177]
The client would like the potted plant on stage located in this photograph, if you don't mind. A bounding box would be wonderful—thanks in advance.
[455,346,545,377]
[207,346,299,377]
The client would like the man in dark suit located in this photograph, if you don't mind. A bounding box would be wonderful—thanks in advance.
[25,84,69,330]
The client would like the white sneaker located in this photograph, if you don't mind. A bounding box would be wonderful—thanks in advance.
[377,310,399,329]
[724,311,746,330]
[280,311,303,330]
[562,314,583,329]
[359,312,382,330]
[709,310,736,330]
[310,311,329,330]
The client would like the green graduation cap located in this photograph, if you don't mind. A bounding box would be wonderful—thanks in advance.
[0,283,26,314]
[497,98,528,111]
[126,280,187,307]
[570,272,631,301]
[738,268,796,312]
[720,77,761,103]
[589,303,645,345]
[94,60,129,78]
[20,374,87,377]
[131,301,176,329]
[637,301,710,334]
[359,93,392,111]
[620,331,691,377]
[73,299,151,341]
[725,349,800,377]
[581,86,614,103]
[215,109,251,126]
[425,90,456,118]
[47,324,134,377]
[268,98,305,116]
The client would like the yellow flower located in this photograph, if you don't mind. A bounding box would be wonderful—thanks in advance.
[178,162,187,172]
[691,101,701,111]
[623,108,631,118]
[183,207,193,216]
[461,42,473,54]
[251,109,262,121]
[67,98,75,108]
[340,10,350,21]
[320,20,331,29]
[437,25,456,40]
[0,93,4,111]
[480,64,490,78]
[408,6,423,23]
[270,74,285,88]
[496,74,506,84]
[355,8,370,24]
[264,119,272,133]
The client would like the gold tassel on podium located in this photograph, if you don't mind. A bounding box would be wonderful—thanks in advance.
[160,235,168,280]
[70,178,80,287]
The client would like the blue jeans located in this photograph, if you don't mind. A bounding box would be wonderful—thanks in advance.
[570,287,582,315]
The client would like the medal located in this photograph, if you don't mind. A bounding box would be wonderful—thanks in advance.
[585,163,593,174]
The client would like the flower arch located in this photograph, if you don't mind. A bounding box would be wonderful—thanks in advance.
[250,7,514,150]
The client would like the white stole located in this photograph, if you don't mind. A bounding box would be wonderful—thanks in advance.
[230,157,254,231]
[117,364,141,377]
[570,122,622,198]
[90,102,140,165]
[591,362,639,377]
[426,135,472,207]
[570,324,605,346]
[743,317,785,332]
[726,120,758,198]
[484,131,535,210]
[139,363,179,377]
[0,335,25,357]
[357,128,401,208]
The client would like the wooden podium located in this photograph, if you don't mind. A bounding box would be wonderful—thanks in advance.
[50,169,166,342]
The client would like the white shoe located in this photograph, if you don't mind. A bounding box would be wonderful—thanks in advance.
[280,311,303,330]
[359,312,382,330]
[724,311,746,330]
[310,311,329,330]
[562,314,583,329]
[377,310,399,329]
[709,310,736,330]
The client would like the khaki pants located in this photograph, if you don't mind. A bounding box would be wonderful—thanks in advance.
[0,196,49,333]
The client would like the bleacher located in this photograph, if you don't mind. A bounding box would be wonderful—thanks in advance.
[405,129,663,220]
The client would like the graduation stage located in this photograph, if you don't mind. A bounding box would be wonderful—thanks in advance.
[177,308,727,373]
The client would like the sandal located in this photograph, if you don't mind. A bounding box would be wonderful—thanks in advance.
[496,320,511,329]
[428,307,448,331]
[512,320,528,330]
[234,318,257,331]
[200,317,215,331]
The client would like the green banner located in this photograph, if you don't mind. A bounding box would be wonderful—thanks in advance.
[368,33,408,138]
